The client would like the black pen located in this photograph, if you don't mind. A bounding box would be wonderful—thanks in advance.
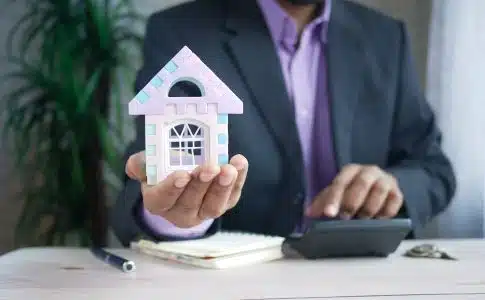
[90,247,136,273]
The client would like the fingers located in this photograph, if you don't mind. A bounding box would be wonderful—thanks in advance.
[357,177,391,219]
[307,164,362,218]
[375,194,402,219]
[340,166,384,219]
[307,186,337,217]
[126,151,146,181]
[199,164,238,219]
[142,170,191,214]
[376,182,404,219]
[198,154,248,218]
[227,154,249,209]
[140,154,249,228]
[307,164,404,220]
[170,165,221,220]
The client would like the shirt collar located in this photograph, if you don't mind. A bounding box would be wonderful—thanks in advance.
[257,0,332,51]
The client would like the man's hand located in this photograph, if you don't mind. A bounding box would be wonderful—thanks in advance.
[306,164,404,220]
[126,151,249,228]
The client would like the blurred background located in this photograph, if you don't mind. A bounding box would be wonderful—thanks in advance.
[0,0,483,254]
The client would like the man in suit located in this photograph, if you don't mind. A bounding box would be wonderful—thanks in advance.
[111,0,456,246]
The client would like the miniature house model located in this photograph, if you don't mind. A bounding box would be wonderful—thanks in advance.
[128,46,243,185]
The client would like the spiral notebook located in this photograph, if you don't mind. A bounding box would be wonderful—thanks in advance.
[131,232,285,269]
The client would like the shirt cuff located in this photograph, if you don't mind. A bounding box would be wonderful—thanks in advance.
[142,208,214,238]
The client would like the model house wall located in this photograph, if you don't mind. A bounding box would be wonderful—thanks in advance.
[128,46,243,185]
[144,104,230,184]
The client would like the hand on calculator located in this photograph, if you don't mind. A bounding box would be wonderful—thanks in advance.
[306,164,404,220]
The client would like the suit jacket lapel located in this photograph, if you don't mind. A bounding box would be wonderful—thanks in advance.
[223,1,303,177]
[326,3,366,169]
[222,0,368,182]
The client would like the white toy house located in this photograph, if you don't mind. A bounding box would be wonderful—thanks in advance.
[128,46,243,185]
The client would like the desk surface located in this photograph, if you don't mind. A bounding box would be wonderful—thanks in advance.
[0,239,484,300]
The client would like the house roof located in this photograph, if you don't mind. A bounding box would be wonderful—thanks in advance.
[128,46,243,116]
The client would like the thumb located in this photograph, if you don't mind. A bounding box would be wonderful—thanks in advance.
[125,151,146,181]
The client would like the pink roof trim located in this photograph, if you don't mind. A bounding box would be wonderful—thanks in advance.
[129,46,243,116]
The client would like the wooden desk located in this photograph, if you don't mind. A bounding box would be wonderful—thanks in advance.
[0,239,484,300]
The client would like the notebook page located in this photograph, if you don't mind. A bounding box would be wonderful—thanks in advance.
[136,232,284,258]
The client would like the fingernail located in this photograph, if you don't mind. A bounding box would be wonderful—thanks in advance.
[218,173,233,186]
[126,168,136,178]
[324,205,338,217]
[233,161,246,171]
[174,176,190,188]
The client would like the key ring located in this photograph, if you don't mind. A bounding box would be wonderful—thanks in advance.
[404,243,457,260]
[406,244,439,258]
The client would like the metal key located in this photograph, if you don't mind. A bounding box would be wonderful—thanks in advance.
[404,244,458,260]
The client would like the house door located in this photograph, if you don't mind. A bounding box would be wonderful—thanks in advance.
[166,121,207,171]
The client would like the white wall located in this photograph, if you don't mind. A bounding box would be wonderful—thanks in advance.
[0,0,432,252]
[419,0,485,238]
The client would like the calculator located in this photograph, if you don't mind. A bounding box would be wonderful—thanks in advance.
[282,218,412,259]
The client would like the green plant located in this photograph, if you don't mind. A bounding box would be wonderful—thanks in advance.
[1,0,144,246]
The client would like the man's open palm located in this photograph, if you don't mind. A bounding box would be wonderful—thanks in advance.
[125,151,249,228]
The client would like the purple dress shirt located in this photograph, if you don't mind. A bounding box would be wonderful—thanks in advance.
[143,0,337,237]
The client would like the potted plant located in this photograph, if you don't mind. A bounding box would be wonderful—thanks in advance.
[1,0,144,247]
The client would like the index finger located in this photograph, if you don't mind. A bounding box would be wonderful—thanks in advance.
[331,164,363,187]
[307,164,362,217]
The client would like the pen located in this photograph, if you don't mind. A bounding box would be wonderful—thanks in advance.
[90,247,136,273]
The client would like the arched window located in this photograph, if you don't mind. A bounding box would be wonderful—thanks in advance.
[167,123,205,169]
[168,77,205,97]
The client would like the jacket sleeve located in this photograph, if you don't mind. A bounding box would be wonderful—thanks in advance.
[385,22,456,231]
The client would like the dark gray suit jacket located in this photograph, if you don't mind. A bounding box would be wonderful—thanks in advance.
[111,0,456,247]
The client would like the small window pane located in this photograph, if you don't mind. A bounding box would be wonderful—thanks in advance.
[146,165,157,176]
[146,124,156,135]
[146,145,156,156]
[168,122,205,168]
[218,134,227,144]
[217,114,228,124]
[218,154,228,165]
